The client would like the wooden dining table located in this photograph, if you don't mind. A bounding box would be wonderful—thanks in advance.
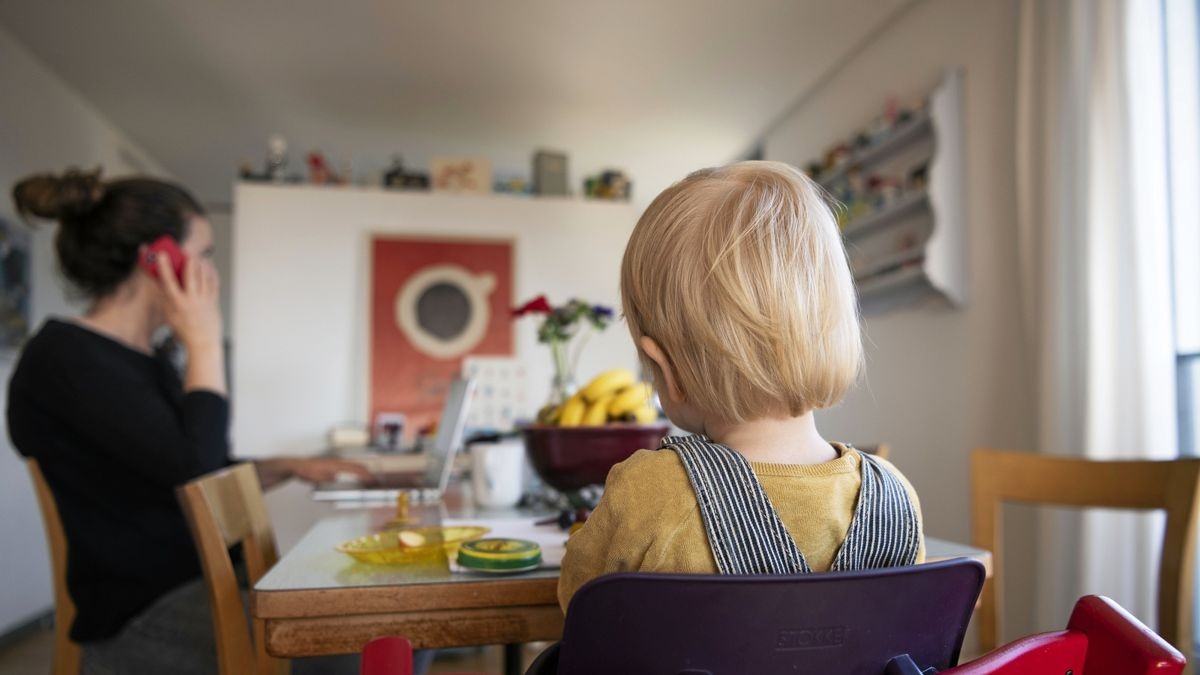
[253,484,992,674]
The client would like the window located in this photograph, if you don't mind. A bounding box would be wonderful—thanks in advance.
[1167,0,1200,457]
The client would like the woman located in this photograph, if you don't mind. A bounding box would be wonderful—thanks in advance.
[7,168,366,674]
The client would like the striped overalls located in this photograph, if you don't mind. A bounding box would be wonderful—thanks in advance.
[659,435,921,574]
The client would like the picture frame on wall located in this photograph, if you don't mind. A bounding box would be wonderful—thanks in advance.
[370,235,514,438]
[430,157,493,194]
[0,216,30,351]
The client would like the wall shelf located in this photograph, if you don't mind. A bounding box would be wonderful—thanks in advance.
[842,191,929,240]
[805,68,968,313]
[854,247,925,281]
[817,113,933,188]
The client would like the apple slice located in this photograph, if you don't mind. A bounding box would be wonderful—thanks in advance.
[397,531,426,548]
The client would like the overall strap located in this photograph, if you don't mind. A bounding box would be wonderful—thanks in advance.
[660,435,811,575]
[830,452,922,570]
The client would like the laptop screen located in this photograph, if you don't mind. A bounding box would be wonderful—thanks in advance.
[423,377,476,490]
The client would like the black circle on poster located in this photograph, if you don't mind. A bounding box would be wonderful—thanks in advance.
[416,282,471,340]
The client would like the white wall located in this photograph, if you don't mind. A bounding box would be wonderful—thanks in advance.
[232,184,640,457]
[762,0,1038,638]
[0,24,170,633]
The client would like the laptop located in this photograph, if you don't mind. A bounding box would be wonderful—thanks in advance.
[312,377,476,502]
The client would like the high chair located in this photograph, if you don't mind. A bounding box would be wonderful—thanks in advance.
[526,558,986,675]
[912,595,1185,674]
[26,459,81,675]
[360,637,487,675]
[177,463,288,675]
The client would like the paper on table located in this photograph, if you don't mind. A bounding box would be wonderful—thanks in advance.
[443,517,568,568]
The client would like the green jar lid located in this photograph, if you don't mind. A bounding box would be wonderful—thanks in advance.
[457,538,543,572]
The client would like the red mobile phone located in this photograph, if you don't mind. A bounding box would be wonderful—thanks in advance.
[140,235,188,284]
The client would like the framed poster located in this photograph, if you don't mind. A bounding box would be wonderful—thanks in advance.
[370,236,513,437]
[0,217,30,351]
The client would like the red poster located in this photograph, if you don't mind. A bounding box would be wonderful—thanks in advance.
[370,237,513,436]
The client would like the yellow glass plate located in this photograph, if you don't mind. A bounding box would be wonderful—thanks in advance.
[336,526,490,565]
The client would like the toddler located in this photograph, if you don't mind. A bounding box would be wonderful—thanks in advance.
[559,161,925,612]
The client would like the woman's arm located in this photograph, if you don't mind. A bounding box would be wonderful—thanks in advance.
[254,457,376,490]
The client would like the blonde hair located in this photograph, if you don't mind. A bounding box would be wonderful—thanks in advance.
[620,161,861,423]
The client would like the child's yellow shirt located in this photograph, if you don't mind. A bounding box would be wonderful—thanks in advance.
[558,443,926,613]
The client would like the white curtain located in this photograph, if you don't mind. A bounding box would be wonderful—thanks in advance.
[1016,0,1177,636]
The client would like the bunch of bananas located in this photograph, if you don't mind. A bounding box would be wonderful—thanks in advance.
[538,369,658,427]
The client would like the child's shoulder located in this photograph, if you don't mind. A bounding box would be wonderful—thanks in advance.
[614,447,685,474]
[859,450,921,507]
[601,448,694,509]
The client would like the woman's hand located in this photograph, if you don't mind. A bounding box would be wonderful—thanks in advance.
[255,458,378,489]
[289,458,377,484]
[158,255,222,351]
[158,255,226,394]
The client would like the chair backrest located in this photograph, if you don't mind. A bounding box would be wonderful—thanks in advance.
[857,444,891,460]
[554,558,985,675]
[177,463,286,675]
[970,449,1200,653]
[942,595,1185,675]
[26,459,81,675]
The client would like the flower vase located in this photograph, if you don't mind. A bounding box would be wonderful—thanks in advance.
[546,340,576,406]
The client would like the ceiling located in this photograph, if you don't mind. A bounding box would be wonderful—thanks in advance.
[0,0,912,204]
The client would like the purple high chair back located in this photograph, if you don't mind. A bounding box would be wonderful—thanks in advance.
[528,558,985,675]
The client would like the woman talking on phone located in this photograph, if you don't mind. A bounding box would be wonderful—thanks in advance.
[7,168,366,674]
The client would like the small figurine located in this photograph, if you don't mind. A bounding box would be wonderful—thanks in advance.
[383,156,430,190]
[266,134,288,183]
[908,163,930,192]
[307,152,333,184]
[237,159,257,181]
[582,170,632,201]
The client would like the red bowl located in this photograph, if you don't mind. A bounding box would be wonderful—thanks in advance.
[522,424,671,492]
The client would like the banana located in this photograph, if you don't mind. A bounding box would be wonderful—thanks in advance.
[630,404,658,424]
[558,394,587,427]
[608,383,653,416]
[536,404,561,425]
[580,369,637,402]
[582,394,616,426]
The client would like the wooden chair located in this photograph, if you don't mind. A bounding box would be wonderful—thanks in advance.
[857,443,891,460]
[971,448,1200,655]
[177,463,288,675]
[26,460,81,675]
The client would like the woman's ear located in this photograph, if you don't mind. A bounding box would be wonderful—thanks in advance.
[638,336,685,403]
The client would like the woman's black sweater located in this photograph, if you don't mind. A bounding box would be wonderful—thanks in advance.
[7,319,230,641]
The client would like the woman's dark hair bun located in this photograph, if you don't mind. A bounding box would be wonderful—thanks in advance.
[13,167,105,221]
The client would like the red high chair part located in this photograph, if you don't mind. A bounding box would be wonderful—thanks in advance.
[940,595,1186,675]
[360,636,489,675]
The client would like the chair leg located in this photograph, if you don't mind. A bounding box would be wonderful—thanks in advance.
[504,644,522,675]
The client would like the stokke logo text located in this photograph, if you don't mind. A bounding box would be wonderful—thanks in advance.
[775,626,847,650]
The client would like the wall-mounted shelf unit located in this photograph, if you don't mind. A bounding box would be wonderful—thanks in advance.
[807,68,967,314]
[817,113,933,189]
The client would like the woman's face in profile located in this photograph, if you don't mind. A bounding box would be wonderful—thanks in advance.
[180,216,216,264]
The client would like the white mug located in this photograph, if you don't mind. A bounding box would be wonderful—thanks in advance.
[470,439,525,509]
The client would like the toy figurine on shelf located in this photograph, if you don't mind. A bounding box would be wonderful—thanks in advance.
[494,175,531,195]
[823,143,852,172]
[305,151,350,185]
[383,156,430,190]
[908,163,930,191]
[583,170,632,201]
[237,159,257,181]
[307,152,334,184]
[266,134,288,183]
